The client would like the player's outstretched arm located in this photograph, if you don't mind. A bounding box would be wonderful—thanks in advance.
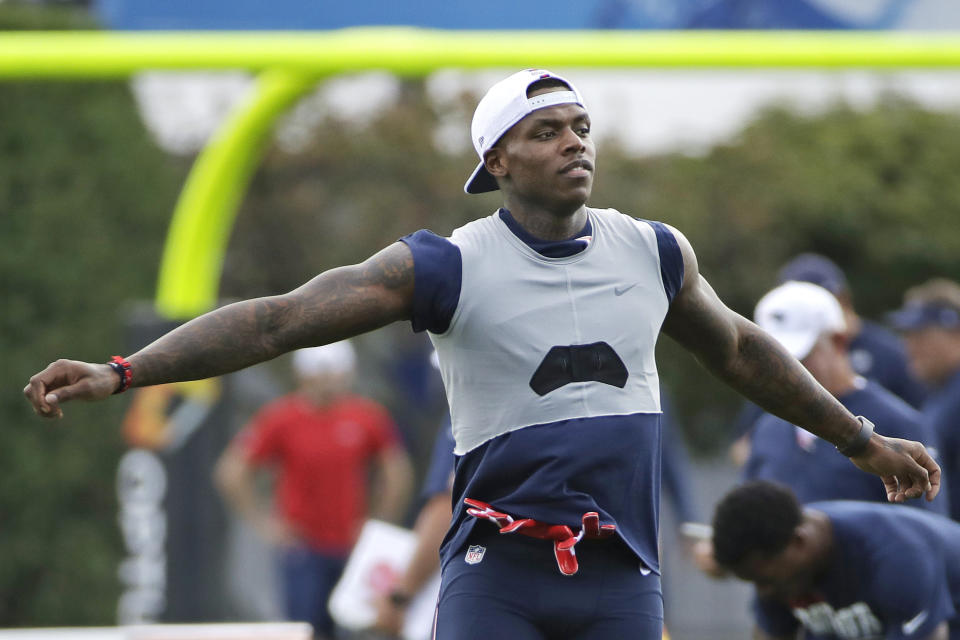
[660,226,939,503]
[24,242,415,418]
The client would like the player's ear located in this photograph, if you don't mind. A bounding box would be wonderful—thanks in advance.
[484,147,508,179]
[789,524,811,555]
[830,331,849,353]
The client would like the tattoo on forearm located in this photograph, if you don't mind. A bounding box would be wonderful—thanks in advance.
[130,243,415,387]
[720,327,852,444]
[663,274,856,446]
[362,247,414,291]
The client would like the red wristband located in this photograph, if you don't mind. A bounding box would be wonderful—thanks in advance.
[108,356,132,394]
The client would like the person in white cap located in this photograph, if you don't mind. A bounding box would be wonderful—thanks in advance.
[691,283,946,577]
[747,282,942,508]
[214,341,413,639]
[734,282,947,632]
[25,69,940,639]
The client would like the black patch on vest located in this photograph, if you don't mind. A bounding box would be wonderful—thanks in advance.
[529,342,629,396]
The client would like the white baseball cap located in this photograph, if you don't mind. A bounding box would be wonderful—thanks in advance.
[292,341,356,377]
[754,282,846,360]
[464,69,585,195]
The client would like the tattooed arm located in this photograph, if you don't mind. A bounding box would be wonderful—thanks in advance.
[660,226,939,502]
[24,243,415,416]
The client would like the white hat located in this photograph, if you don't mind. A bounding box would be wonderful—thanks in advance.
[754,282,846,360]
[292,341,356,377]
[464,69,584,195]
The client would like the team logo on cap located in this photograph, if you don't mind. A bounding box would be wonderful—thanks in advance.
[464,545,486,565]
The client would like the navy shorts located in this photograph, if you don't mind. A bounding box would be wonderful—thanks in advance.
[435,527,663,640]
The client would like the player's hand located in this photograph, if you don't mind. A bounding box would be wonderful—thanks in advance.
[689,539,727,579]
[255,516,299,549]
[23,359,119,419]
[850,434,940,503]
[371,591,407,637]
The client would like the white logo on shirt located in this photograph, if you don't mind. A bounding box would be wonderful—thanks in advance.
[793,602,882,639]
[464,545,486,565]
[902,610,929,636]
[850,349,874,375]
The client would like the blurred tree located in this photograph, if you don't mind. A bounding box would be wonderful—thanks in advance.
[0,4,186,626]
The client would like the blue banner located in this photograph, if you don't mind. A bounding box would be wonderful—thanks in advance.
[93,0,946,31]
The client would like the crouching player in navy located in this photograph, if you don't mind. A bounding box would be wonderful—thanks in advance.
[712,481,960,640]
[25,69,940,640]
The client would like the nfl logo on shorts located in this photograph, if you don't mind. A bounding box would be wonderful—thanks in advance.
[464,545,486,565]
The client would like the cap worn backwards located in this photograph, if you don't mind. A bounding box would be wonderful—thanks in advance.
[754,281,846,360]
[464,69,584,195]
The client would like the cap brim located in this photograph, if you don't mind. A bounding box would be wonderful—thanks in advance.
[464,161,499,194]
[886,307,928,331]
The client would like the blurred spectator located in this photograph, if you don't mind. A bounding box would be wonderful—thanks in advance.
[373,417,454,637]
[744,282,944,512]
[214,341,413,639]
[660,387,701,530]
[728,252,926,467]
[779,253,926,407]
[889,278,960,521]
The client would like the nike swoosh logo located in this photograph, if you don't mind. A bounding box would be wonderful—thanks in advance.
[902,609,929,635]
[614,283,637,296]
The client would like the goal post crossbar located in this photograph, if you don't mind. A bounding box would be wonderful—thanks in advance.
[2,28,959,317]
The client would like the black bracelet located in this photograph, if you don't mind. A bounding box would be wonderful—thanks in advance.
[836,416,874,457]
[107,356,132,394]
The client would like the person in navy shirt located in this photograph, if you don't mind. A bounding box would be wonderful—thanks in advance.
[744,282,946,514]
[372,417,455,636]
[779,253,927,408]
[889,279,960,522]
[712,481,960,640]
[24,69,941,640]
[728,254,926,467]
[660,388,701,528]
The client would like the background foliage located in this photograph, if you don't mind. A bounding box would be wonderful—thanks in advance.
[4,2,960,625]
[0,5,187,626]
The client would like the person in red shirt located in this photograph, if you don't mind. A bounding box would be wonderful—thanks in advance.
[215,340,413,639]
